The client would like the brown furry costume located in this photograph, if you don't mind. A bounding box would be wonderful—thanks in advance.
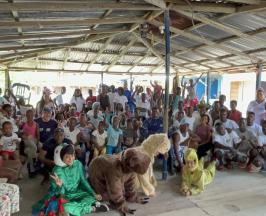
[88,148,150,214]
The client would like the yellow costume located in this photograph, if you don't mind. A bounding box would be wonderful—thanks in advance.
[181,148,215,196]
[135,134,170,196]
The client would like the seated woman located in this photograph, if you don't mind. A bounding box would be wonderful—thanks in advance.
[33,144,109,216]
[181,148,215,196]
[195,114,213,159]
[0,182,20,215]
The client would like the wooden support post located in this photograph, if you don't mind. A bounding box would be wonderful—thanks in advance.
[5,68,10,90]
[207,71,211,104]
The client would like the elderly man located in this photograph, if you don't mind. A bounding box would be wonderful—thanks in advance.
[247,87,266,125]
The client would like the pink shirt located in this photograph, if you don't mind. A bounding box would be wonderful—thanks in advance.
[23,122,37,138]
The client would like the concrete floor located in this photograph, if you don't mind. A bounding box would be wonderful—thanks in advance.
[17,170,266,216]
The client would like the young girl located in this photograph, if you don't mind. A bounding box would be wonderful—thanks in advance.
[22,109,40,177]
[123,118,135,149]
[32,144,109,215]
[64,117,82,157]
[92,121,107,158]
[70,89,86,113]
[55,112,67,128]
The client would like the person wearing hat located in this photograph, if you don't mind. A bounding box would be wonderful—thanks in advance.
[33,144,109,215]
[38,128,72,184]
[35,107,58,144]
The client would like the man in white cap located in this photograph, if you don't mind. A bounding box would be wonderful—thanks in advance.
[247,87,266,125]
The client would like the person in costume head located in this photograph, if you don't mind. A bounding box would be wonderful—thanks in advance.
[135,133,170,197]
[32,144,109,216]
[180,148,215,196]
[88,148,151,215]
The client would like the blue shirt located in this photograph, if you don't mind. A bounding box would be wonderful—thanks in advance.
[35,118,58,143]
[124,89,133,104]
[142,117,164,138]
[106,126,123,147]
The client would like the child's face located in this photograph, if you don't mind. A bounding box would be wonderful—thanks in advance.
[113,117,120,128]
[98,123,104,132]
[63,154,75,166]
[79,115,87,124]
[26,110,34,121]
[217,125,226,135]
[42,111,52,121]
[93,108,99,116]
[220,111,227,122]
[3,123,13,136]
[177,112,184,121]
[4,106,12,117]
[57,113,64,121]
[69,119,77,128]
[186,160,196,172]
[230,102,236,110]
[247,114,254,125]
[127,121,133,129]
[201,116,208,125]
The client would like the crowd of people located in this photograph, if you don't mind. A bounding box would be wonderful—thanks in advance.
[0,79,266,216]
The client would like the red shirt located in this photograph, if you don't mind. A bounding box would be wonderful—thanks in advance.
[228,110,242,123]
[86,96,96,105]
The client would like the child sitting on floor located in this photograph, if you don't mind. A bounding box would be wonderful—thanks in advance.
[181,148,215,196]
[0,121,21,161]
[122,118,135,149]
[92,121,107,158]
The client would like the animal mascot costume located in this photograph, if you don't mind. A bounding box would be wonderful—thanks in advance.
[181,148,216,196]
[88,148,151,215]
[135,133,170,197]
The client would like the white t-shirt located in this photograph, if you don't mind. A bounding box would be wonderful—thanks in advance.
[107,92,117,112]
[64,127,80,145]
[0,133,21,152]
[246,123,262,137]
[114,95,128,110]
[214,119,239,130]
[70,97,85,113]
[92,130,107,147]
[55,94,68,106]
[247,99,266,125]
[258,133,266,147]
[213,131,241,148]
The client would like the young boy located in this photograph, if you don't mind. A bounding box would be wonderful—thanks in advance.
[92,121,107,158]
[246,111,262,137]
[213,123,242,170]
[105,115,123,155]
[228,100,242,123]
[0,121,21,160]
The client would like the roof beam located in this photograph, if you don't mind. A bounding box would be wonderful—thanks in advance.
[0,2,161,11]
[105,36,138,71]
[0,28,128,41]
[237,3,266,13]
[144,0,167,9]
[228,0,261,4]
[0,17,144,29]
[149,19,260,61]
[9,67,168,76]
[127,51,151,72]
[85,35,116,71]
[175,9,266,47]
[166,1,236,13]
[0,33,114,65]
[61,48,71,70]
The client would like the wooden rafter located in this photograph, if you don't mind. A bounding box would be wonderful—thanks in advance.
[1,34,115,65]
[0,2,161,11]
[0,28,128,42]
[127,51,151,72]
[105,37,138,71]
[144,0,167,9]
[0,17,144,29]
[175,9,266,47]
[228,0,261,4]
[149,19,260,61]
[85,35,116,71]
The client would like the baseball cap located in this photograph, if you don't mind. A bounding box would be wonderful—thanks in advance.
[42,107,52,113]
